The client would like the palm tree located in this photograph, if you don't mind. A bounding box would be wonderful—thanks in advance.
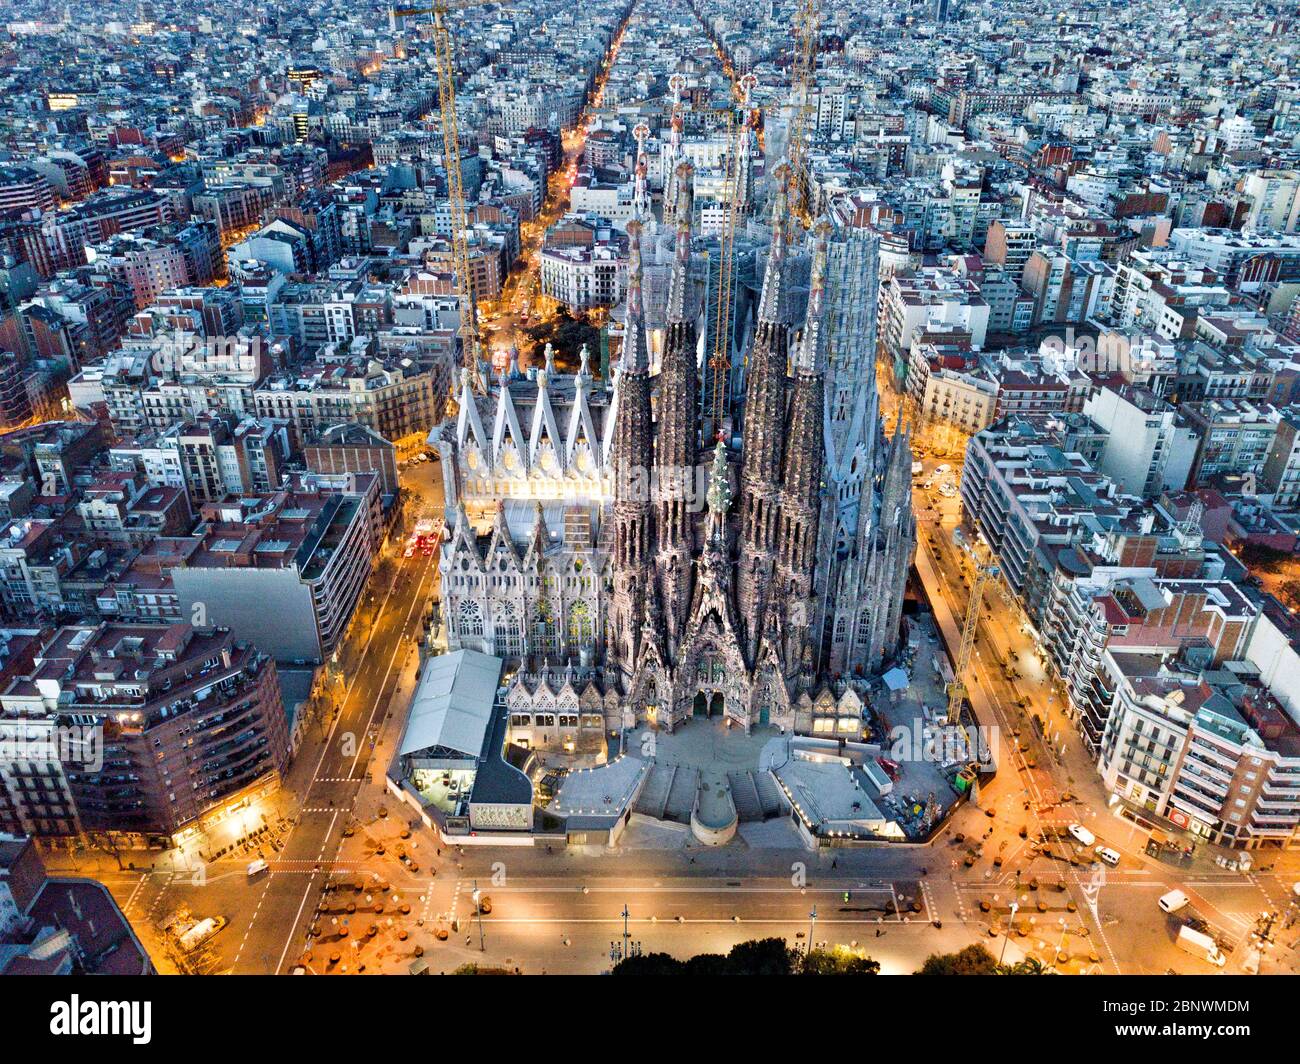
[996,956,1049,975]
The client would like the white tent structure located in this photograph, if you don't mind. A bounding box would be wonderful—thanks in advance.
[398,650,503,759]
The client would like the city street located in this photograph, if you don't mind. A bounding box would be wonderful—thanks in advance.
[909,444,1300,975]
[26,7,1300,979]
[475,19,631,369]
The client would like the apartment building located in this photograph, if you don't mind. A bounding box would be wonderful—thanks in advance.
[1082,385,1199,498]
[303,422,400,498]
[1238,169,1300,233]
[1182,398,1278,487]
[90,222,222,309]
[879,267,990,385]
[0,622,289,843]
[253,354,438,443]
[168,480,377,663]
[539,215,628,310]
[960,414,1130,621]
[1049,558,1255,751]
[1098,647,1300,850]
[1259,405,1300,509]
[0,166,57,214]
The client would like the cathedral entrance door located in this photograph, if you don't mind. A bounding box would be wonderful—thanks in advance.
[693,692,707,718]
[708,692,724,718]
[759,706,770,726]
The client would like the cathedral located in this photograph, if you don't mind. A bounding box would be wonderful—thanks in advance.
[435,162,915,743]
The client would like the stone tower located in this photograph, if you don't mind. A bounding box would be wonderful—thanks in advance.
[774,224,829,675]
[829,412,916,676]
[608,220,655,688]
[736,164,794,664]
[653,162,699,657]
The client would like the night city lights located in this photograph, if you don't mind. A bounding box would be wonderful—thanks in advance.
[0,0,1297,1044]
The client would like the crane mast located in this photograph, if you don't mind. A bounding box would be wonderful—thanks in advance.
[393,3,484,395]
[946,556,999,725]
[703,74,756,441]
[787,0,819,228]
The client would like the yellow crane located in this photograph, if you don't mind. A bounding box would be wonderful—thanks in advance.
[706,108,737,440]
[787,0,820,228]
[391,3,484,395]
[946,551,999,726]
[705,75,757,440]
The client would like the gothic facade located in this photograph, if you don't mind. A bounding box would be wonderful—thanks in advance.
[436,165,915,740]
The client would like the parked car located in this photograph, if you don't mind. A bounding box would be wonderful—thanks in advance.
[1067,823,1096,847]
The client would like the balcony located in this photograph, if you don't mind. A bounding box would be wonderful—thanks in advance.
[1167,788,1220,822]
[1187,738,1237,771]
[1181,751,1233,786]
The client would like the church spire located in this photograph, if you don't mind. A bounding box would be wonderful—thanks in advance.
[793,221,829,375]
[737,163,795,663]
[665,162,694,325]
[654,168,700,653]
[621,220,648,373]
[608,219,654,689]
[775,225,829,673]
[631,121,653,234]
[781,226,828,511]
[756,163,792,327]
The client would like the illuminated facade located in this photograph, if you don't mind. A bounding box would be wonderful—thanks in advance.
[437,171,914,738]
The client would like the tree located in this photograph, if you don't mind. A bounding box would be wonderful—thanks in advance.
[683,953,733,975]
[609,938,877,976]
[996,956,1049,975]
[800,948,881,975]
[726,937,797,976]
[610,952,684,975]
[915,943,1000,975]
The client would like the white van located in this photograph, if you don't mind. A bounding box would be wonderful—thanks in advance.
[1095,845,1121,867]
[247,858,269,879]
[1176,924,1226,967]
[1158,889,1190,914]
[1067,823,1096,847]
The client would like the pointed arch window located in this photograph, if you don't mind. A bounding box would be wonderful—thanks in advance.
[569,599,592,645]
[459,599,484,637]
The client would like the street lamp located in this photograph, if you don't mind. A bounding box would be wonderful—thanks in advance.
[998,902,1018,966]
[470,881,486,952]
[610,903,641,965]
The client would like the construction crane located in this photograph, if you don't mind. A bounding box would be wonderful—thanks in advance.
[391,3,484,395]
[786,0,820,228]
[703,75,757,441]
[946,550,1000,726]
[706,112,737,440]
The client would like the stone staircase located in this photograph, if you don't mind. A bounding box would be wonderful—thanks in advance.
[663,766,700,822]
[755,772,785,818]
[727,772,764,822]
[633,763,675,820]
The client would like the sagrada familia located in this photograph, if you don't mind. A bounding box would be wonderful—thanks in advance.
[434,162,915,741]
